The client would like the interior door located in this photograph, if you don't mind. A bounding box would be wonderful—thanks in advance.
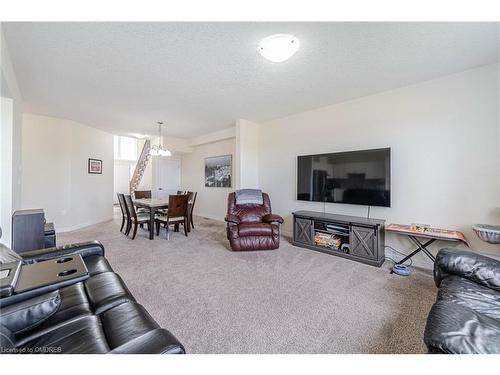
[155,158,181,199]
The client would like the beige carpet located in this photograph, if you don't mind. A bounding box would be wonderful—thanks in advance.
[57,209,437,353]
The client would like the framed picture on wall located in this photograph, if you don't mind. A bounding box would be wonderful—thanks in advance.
[205,155,232,187]
[88,158,102,174]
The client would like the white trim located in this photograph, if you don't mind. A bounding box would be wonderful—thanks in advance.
[193,212,225,222]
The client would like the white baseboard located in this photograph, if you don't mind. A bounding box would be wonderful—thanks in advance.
[56,216,114,233]
[193,212,225,223]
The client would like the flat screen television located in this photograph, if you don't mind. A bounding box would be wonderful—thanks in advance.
[297,148,391,207]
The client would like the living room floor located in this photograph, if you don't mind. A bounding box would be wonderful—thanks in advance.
[57,208,437,353]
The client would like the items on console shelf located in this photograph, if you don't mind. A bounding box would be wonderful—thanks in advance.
[341,243,350,254]
[314,232,341,250]
[410,223,431,232]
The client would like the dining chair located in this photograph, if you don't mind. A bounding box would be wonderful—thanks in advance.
[133,190,151,219]
[187,191,197,229]
[124,194,150,240]
[117,193,129,233]
[134,190,152,199]
[155,194,189,240]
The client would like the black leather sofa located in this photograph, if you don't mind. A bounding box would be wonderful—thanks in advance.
[424,248,500,354]
[0,241,185,354]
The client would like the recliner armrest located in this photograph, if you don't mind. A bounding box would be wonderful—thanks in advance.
[225,214,240,225]
[110,329,185,354]
[262,214,284,224]
[434,248,500,290]
[21,241,105,264]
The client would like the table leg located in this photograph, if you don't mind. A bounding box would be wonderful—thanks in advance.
[149,208,155,240]
[395,238,435,265]
[409,236,436,262]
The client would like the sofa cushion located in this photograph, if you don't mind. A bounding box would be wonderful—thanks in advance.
[0,324,16,351]
[110,329,185,354]
[1,291,61,335]
[438,275,500,320]
[424,300,500,354]
[238,223,273,237]
[434,248,500,290]
[84,255,113,276]
[100,302,159,349]
[17,282,93,344]
[22,315,109,354]
[85,272,136,314]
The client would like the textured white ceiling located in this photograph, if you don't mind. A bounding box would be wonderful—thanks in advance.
[3,22,499,137]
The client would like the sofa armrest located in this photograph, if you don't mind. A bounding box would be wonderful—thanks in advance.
[434,248,500,290]
[0,291,61,334]
[21,241,105,264]
[262,214,284,224]
[225,214,240,225]
[110,329,185,354]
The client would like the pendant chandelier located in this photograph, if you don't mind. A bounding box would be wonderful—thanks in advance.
[149,121,172,157]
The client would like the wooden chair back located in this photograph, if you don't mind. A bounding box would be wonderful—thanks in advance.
[134,190,152,199]
[124,194,138,220]
[117,193,128,217]
[187,191,197,214]
[168,194,189,219]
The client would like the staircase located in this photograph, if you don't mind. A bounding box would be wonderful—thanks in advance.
[129,139,151,195]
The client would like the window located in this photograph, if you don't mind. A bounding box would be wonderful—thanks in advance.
[114,136,138,161]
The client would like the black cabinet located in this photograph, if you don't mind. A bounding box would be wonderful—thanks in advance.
[292,211,385,267]
[294,217,313,244]
[12,209,56,254]
[350,225,378,259]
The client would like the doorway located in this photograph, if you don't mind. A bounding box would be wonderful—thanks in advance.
[153,158,181,199]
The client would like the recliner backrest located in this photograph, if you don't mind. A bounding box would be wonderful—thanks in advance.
[227,192,272,223]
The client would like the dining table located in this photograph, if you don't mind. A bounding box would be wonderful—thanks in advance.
[133,198,192,240]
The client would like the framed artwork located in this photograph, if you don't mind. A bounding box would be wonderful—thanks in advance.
[205,155,232,187]
[88,158,102,174]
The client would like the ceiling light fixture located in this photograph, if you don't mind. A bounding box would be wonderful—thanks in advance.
[149,121,172,157]
[259,34,300,63]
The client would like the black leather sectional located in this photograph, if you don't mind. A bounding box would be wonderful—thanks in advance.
[424,248,500,354]
[0,241,185,354]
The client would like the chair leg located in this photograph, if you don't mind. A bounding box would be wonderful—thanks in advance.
[184,218,188,237]
[132,222,138,240]
[120,216,125,232]
[146,221,150,231]
[125,219,132,235]
[156,221,160,236]
[140,223,144,228]
[166,224,170,240]
[174,223,179,232]
[190,214,194,229]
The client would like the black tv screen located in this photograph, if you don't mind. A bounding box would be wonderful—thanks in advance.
[297,148,391,207]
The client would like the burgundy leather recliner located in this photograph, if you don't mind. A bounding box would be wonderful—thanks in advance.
[225,192,284,251]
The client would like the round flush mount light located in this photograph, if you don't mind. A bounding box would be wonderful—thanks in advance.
[258,34,300,63]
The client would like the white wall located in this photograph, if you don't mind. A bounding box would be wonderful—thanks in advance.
[235,119,260,189]
[0,25,23,247]
[22,114,114,232]
[0,97,14,245]
[258,64,500,265]
[181,137,236,220]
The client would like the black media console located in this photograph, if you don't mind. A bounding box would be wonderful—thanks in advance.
[292,210,385,267]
